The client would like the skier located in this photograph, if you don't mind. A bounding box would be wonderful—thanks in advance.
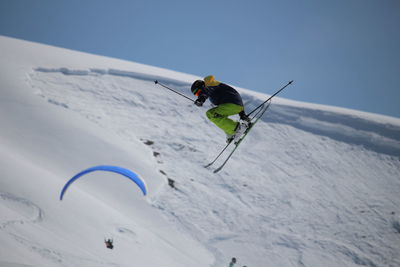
[191,75,250,143]
[229,257,237,267]
[104,239,114,249]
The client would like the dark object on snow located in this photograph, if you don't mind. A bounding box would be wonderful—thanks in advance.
[105,239,114,249]
[393,220,400,234]
[143,140,154,146]
[229,257,237,267]
[168,178,175,189]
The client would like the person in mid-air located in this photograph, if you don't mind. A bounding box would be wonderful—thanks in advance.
[191,75,250,143]
[105,239,114,249]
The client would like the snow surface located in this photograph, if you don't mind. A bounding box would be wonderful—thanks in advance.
[1,35,400,267]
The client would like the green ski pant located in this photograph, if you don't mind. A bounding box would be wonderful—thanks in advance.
[206,103,244,135]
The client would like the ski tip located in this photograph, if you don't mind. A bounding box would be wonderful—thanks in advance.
[289,80,294,84]
[213,167,223,173]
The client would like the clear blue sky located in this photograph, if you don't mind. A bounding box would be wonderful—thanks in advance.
[1,0,399,118]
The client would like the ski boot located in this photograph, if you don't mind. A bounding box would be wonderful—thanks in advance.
[233,121,250,143]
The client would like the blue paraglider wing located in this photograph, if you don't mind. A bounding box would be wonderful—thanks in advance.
[60,165,147,200]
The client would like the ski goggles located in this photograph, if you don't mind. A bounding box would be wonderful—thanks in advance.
[193,88,202,97]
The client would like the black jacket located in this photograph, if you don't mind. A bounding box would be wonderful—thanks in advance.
[198,76,243,106]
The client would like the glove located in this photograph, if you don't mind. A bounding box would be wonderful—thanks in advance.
[194,95,206,107]
[194,99,204,106]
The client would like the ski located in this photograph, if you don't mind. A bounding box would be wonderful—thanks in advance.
[213,101,271,173]
[204,140,233,168]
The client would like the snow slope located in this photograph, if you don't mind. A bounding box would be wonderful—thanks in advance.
[1,35,400,267]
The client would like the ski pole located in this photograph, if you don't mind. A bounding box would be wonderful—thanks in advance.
[154,80,195,103]
[247,80,294,117]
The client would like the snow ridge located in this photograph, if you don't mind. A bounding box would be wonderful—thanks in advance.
[35,67,190,88]
[33,66,400,157]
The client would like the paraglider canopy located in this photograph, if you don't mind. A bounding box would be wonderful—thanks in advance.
[60,165,147,200]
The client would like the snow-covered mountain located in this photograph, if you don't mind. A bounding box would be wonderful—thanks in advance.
[0,35,399,267]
